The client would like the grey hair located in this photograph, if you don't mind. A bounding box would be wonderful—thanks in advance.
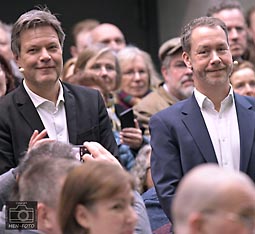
[117,45,161,88]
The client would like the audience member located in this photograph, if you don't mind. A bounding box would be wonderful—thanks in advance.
[61,57,77,81]
[72,44,121,93]
[230,60,255,97]
[69,18,100,58]
[117,45,161,110]
[172,164,255,234]
[59,160,137,234]
[78,141,153,234]
[246,5,255,44]
[0,53,16,97]
[0,141,80,234]
[150,16,255,221]
[61,19,100,80]
[63,44,148,170]
[207,0,255,65]
[133,37,193,136]
[0,140,153,234]
[0,20,23,86]
[0,7,118,175]
[90,23,126,52]
[16,154,79,234]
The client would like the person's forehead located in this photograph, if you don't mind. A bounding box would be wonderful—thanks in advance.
[95,26,123,40]
[191,25,227,42]
[213,9,246,25]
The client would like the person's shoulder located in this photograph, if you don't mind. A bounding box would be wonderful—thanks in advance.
[134,85,166,107]
[234,93,255,107]
[152,97,190,118]
[62,81,99,97]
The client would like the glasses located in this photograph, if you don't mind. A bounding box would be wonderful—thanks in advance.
[202,208,255,231]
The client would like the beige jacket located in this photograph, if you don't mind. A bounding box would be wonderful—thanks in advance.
[133,82,176,136]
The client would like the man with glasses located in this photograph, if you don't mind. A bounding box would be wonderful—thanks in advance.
[172,164,255,234]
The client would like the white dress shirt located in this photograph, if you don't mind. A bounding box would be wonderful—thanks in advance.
[194,87,240,171]
[23,80,69,143]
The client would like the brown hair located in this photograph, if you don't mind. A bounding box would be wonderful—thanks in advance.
[59,160,135,234]
[11,6,65,56]
[181,16,229,54]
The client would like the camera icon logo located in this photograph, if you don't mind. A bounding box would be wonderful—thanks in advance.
[9,205,34,223]
[5,201,37,230]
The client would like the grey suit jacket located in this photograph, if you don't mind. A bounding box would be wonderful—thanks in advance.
[0,81,118,174]
[149,93,255,221]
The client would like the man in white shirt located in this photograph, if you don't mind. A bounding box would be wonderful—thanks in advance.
[149,16,255,221]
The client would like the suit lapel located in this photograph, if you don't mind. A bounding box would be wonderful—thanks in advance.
[15,84,45,132]
[63,84,77,144]
[235,94,255,172]
[181,95,218,163]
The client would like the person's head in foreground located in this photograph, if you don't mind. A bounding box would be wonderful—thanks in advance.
[59,160,138,234]
[172,164,255,234]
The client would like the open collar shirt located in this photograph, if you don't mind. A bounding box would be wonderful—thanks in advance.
[23,80,69,143]
[194,86,240,171]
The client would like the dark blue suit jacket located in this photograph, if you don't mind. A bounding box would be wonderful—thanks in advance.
[0,81,118,174]
[149,93,255,221]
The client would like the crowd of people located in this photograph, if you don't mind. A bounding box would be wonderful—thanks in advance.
[0,1,255,234]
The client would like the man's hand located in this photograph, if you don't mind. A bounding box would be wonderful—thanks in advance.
[28,129,53,151]
[82,141,122,168]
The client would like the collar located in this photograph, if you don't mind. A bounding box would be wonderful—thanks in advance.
[194,85,234,110]
[23,80,65,108]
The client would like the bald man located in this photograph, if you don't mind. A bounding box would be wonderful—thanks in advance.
[172,164,255,234]
[90,23,126,51]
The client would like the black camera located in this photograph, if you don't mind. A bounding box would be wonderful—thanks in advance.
[72,145,90,162]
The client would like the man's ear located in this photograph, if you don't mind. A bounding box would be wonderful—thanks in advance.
[14,54,20,66]
[161,66,168,79]
[182,52,192,70]
[189,212,206,234]
[37,203,55,232]
[75,204,91,229]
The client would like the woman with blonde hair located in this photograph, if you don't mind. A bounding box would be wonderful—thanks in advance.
[117,45,161,109]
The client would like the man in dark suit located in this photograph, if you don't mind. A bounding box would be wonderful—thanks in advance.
[0,7,118,175]
[150,16,255,221]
